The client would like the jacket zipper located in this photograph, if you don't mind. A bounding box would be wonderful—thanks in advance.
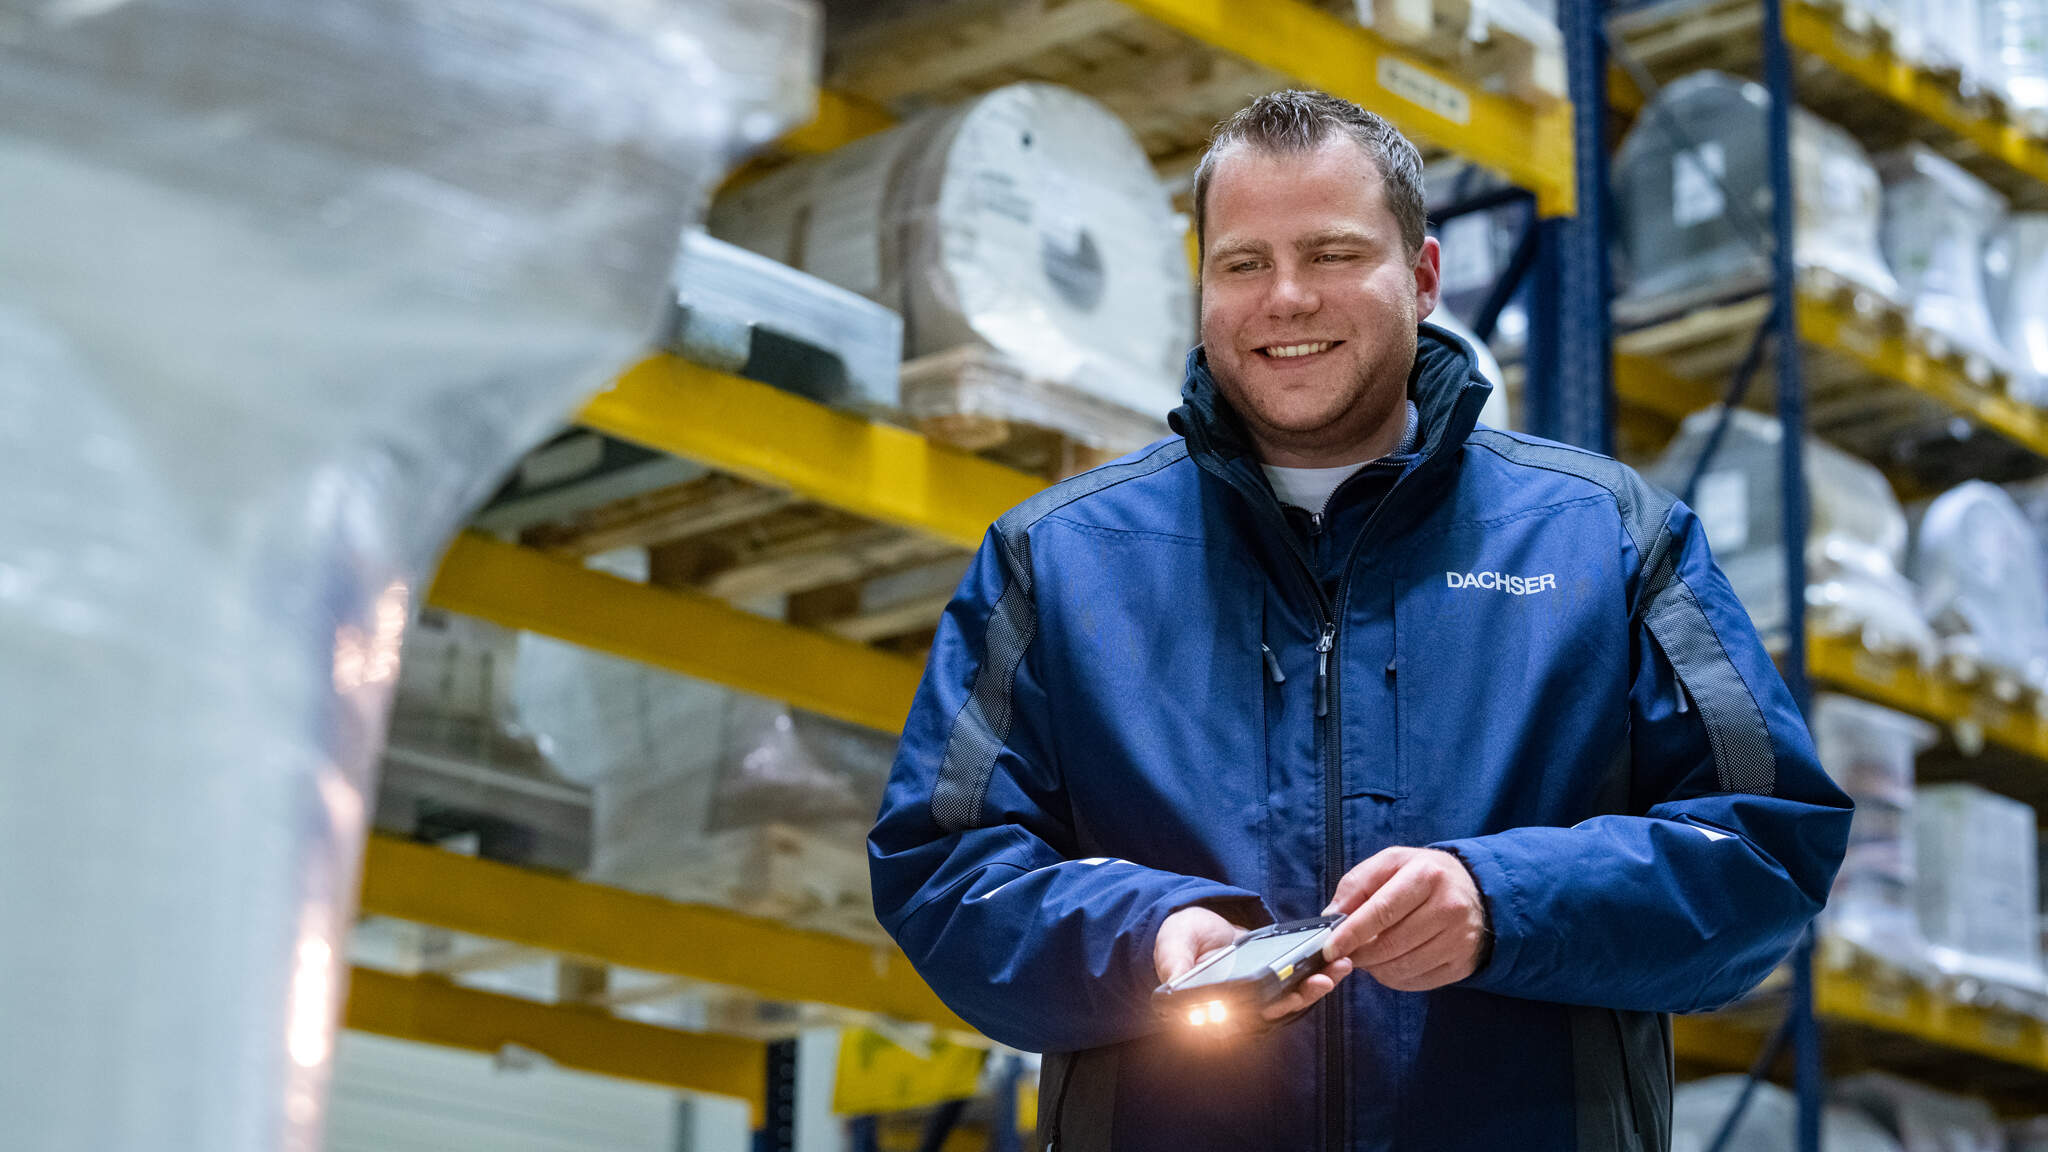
[1200,455,1418,1152]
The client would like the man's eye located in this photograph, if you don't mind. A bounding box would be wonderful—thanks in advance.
[1229,261,1262,273]
[1316,252,1358,263]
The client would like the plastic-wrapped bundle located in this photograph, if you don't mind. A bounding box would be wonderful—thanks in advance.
[1908,480,2048,688]
[0,0,814,1147]
[712,83,1192,423]
[1833,1073,2005,1152]
[1646,407,1935,659]
[1913,783,2044,990]
[1987,215,2048,405]
[1813,695,1934,971]
[1613,72,1901,320]
[1671,1076,1903,1152]
[1896,0,1995,90]
[1984,0,2048,126]
[1879,146,2014,377]
[1426,156,1533,353]
[2014,1115,2048,1152]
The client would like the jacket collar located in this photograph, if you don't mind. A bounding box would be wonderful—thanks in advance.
[1168,321,1494,484]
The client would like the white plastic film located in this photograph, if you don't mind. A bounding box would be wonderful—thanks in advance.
[1879,146,2015,374]
[0,0,815,1148]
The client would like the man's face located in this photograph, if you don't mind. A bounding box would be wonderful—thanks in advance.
[1198,137,1442,466]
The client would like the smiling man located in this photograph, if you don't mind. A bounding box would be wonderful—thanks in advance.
[870,91,1851,1152]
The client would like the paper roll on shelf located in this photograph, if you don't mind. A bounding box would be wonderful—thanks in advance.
[713,82,1192,428]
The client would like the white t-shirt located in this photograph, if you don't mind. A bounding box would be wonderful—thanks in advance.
[1260,461,1370,516]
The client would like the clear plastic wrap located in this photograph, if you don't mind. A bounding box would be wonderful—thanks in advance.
[1879,146,2014,376]
[1987,215,2048,405]
[1426,155,1533,356]
[0,0,816,1147]
[1833,1073,2006,1152]
[1613,72,1901,320]
[1912,783,2045,991]
[1984,0,2048,122]
[1908,480,2048,688]
[1646,407,1935,658]
[1424,311,1515,431]
[1813,694,1935,972]
[1670,1076,1903,1152]
[712,82,1193,424]
[1896,0,1995,89]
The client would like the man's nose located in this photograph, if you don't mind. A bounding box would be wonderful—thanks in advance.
[1264,264,1318,318]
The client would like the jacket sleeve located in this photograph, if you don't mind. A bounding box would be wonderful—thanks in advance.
[868,525,1271,1053]
[1434,498,1854,1014]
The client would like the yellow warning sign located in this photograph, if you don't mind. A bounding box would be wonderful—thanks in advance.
[832,1029,987,1116]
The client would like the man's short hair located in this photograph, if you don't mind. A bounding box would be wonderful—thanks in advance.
[1191,90,1428,259]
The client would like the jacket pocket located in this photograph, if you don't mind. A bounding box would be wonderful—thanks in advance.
[1036,1047,1119,1152]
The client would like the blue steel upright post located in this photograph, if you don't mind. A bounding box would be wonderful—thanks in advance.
[1759,0,1821,1149]
[1525,0,1614,452]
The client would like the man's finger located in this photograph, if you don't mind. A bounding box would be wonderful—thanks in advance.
[1364,925,1459,986]
[1325,859,1432,959]
[1344,899,1448,968]
[1374,957,1467,993]
[1322,848,1410,917]
[1258,957,1354,1021]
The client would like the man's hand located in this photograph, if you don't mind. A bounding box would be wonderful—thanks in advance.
[1321,847,1486,992]
[1155,906,1353,1022]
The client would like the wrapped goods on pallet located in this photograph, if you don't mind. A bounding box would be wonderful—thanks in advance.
[1988,215,2048,404]
[1895,0,1997,93]
[2013,1117,2048,1152]
[1352,0,1566,105]
[1426,157,1533,352]
[1984,0,2048,130]
[1671,1076,1903,1152]
[711,83,1192,437]
[1613,72,1901,323]
[1814,695,1935,972]
[1908,480,2048,690]
[1878,146,2015,379]
[1912,783,2044,991]
[376,610,593,872]
[1646,407,1936,659]
[1425,311,1514,431]
[1833,1074,2005,1152]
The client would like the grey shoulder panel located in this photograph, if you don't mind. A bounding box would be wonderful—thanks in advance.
[931,440,1191,834]
[1570,1007,1672,1152]
[1466,430,1773,797]
[1465,430,1679,600]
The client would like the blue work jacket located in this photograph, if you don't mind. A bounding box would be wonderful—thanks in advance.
[869,323,1853,1152]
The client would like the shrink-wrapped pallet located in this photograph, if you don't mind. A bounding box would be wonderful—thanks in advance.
[1613,72,1901,321]
[1988,214,2048,404]
[1671,1076,1903,1152]
[1813,695,1934,971]
[1908,480,2048,688]
[1646,408,1935,658]
[1983,0,2048,131]
[1878,146,2014,377]
[712,83,1192,431]
[1912,783,2045,991]
[1833,1074,2005,1152]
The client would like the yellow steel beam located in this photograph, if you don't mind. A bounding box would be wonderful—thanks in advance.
[427,532,922,734]
[1796,292,2048,459]
[344,966,769,1121]
[1612,352,1723,424]
[1784,2,2048,193]
[1809,631,2048,762]
[1672,1012,1772,1071]
[1117,0,1577,215]
[581,358,1040,552]
[779,90,896,156]
[1814,964,2048,1072]
[359,835,970,1033]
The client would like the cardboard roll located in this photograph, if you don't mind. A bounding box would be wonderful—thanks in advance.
[713,82,1191,420]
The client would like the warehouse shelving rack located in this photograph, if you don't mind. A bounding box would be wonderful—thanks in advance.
[1602,0,2048,1146]
[344,0,2048,1145]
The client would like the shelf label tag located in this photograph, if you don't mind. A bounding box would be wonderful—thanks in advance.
[1378,56,1471,126]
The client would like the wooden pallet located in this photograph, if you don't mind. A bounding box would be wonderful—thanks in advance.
[1350,0,1566,106]
[901,343,1168,473]
[825,0,1558,170]
[1611,275,2040,488]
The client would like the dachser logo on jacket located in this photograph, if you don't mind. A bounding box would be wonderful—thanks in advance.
[1446,570,1557,596]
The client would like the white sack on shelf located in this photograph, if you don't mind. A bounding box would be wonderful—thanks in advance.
[1987,214,2048,404]
[1908,479,2048,685]
[1612,72,1901,320]
[1671,1076,1904,1152]
[1912,783,2045,992]
[1878,145,2014,375]
[1833,1073,2006,1152]
[1813,694,1934,972]
[1646,407,1934,658]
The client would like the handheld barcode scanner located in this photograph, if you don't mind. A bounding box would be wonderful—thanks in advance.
[1151,914,1346,1028]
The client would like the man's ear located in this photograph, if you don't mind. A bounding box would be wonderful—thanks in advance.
[1412,234,1443,319]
